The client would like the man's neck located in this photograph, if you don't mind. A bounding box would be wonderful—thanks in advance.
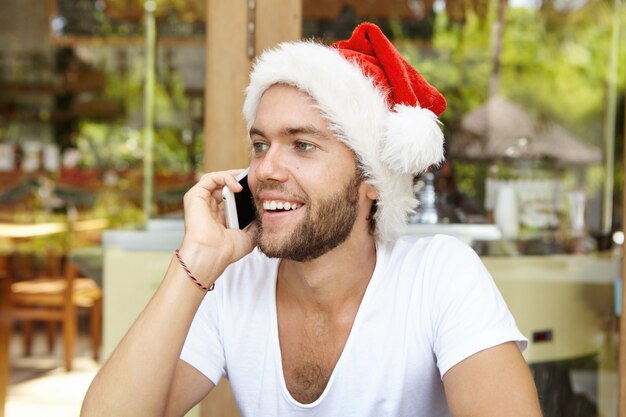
[276,232,377,316]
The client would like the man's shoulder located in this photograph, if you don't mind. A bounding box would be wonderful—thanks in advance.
[385,233,470,260]
[378,234,479,282]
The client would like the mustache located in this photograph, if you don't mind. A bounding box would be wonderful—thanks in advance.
[253,184,308,202]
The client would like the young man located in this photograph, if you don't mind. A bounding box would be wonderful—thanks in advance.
[81,23,542,417]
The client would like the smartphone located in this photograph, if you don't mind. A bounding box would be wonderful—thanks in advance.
[222,168,257,230]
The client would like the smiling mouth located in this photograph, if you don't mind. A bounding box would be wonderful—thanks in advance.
[262,200,302,211]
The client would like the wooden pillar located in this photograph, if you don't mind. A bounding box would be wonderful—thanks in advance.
[203,0,250,172]
[255,0,302,53]
[200,2,301,416]
[203,0,302,172]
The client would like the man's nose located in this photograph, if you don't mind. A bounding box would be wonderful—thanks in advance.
[254,146,289,183]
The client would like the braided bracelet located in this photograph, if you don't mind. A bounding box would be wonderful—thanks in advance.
[175,249,215,292]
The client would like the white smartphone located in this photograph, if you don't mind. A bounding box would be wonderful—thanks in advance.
[222,168,256,229]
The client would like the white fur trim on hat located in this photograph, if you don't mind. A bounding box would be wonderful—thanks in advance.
[243,41,444,242]
[382,105,445,174]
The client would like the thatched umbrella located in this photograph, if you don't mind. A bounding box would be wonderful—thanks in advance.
[449,96,601,165]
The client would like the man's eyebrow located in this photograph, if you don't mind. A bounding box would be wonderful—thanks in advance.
[249,127,265,138]
[249,125,329,139]
[282,126,328,138]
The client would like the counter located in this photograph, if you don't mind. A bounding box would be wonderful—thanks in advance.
[483,253,617,363]
[484,253,618,417]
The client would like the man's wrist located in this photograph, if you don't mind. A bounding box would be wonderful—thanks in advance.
[176,242,229,289]
[175,249,215,291]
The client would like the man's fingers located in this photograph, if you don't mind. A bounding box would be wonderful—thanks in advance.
[184,169,246,207]
[195,170,244,193]
[211,188,224,201]
[226,222,258,257]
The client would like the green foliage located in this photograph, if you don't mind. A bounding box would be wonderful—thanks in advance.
[397,1,625,207]
[59,46,204,228]
[74,47,204,174]
[499,3,624,144]
[453,161,489,206]
[399,13,493,127]
[90,190,145,229]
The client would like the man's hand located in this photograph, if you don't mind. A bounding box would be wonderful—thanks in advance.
[179,170,258,286]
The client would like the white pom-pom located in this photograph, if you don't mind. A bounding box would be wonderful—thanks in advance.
[381,104,445,174]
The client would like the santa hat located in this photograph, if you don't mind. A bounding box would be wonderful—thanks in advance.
[243,22,446,242]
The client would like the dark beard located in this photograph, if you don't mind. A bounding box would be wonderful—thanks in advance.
[255,172,361,262]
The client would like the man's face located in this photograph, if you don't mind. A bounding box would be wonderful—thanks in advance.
[255,168,362,261]
[247,84,376,261]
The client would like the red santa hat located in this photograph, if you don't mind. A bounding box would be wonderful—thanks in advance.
[243,22,446,242]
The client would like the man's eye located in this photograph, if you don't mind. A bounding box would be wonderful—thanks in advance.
[295,141,315,152]
[252,142,269,153]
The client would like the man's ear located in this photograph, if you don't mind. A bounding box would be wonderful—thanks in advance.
[364,183,378,200]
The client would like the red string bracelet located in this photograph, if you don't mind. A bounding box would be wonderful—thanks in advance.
[175,249,215,292]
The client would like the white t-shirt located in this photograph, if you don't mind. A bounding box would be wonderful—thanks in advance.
[181,234,527,417]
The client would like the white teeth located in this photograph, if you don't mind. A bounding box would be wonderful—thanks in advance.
[262,200,300,211]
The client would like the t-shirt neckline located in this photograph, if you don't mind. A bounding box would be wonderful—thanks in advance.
[269,241,388,408]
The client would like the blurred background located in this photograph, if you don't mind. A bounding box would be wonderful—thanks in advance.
[0,0,624,416]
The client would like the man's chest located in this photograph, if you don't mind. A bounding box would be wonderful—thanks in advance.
[222,289,446,416]
[229,315,445,416]
[277,312,354,404]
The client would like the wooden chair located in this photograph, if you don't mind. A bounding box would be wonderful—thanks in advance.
[8,252,102,371]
